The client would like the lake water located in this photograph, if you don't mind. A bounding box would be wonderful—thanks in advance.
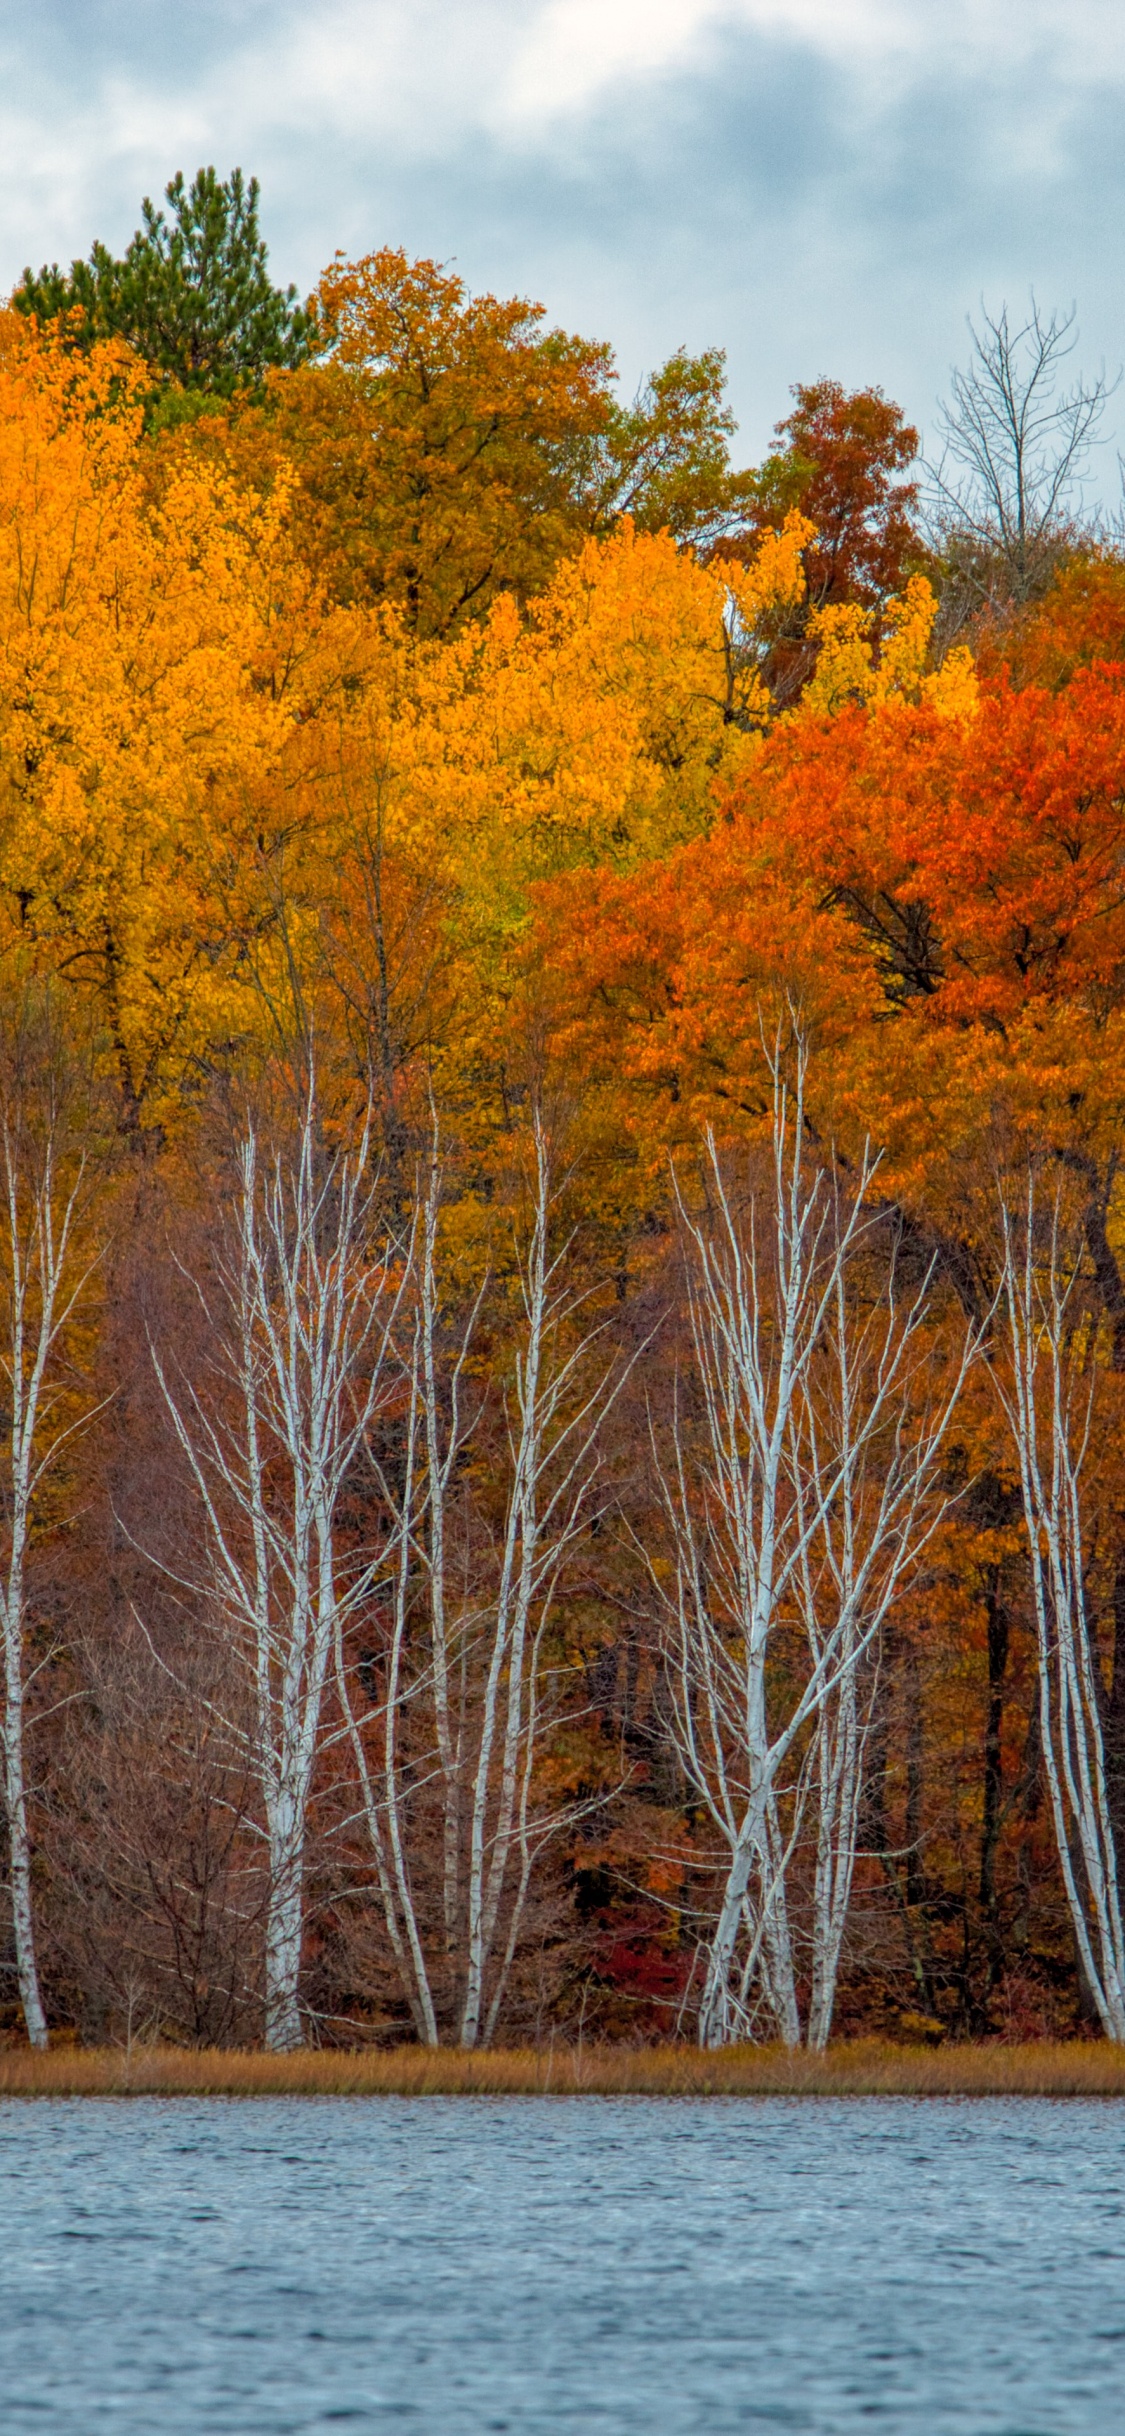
[0,2096,1123,2432]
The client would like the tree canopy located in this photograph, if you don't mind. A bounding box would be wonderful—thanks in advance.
[5,178,1125,2058]
[13,167,310,401]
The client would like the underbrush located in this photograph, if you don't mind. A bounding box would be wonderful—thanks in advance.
[3,2039,1125,2097]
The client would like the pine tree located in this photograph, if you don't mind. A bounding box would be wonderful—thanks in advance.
[14,167,310,399]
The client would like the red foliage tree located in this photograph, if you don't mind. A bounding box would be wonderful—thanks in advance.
[731,379,922,701]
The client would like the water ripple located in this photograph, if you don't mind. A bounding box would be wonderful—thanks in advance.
[0,2096,1122,2432]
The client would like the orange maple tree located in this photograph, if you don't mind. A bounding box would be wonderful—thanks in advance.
[2,251,1124,2050]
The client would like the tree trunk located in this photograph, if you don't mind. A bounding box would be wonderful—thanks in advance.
[2,1658,48,2050]
[1103,1557,1125,1870]
[978,1573,1010,2008]
[263,1848,305,2054]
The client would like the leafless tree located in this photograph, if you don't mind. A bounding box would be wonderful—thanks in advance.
[0,1029,101,2050]
[995,1173,1125,2039]
[929,299,1109,609]
[336,1121,628,2046]
[151,1083,404,2051]
[655,1029,971,2048]
[50,1642,267,2049]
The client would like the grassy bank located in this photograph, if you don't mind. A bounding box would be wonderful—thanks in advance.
[2,2039,1125,2098]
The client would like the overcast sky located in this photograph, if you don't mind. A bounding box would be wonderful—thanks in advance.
[2,1,1122,466]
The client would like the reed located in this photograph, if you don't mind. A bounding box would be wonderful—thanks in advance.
[2,2039,1125,2098]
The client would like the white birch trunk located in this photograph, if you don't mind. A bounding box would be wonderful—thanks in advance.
[806,1650,866,2051]
[799,1265,882,2052]
[0,1103,92,2052]
[339,1122,623,2046]
[153,1083,401,2052]
[661,1025,970,2048]
[3,1654,47,2050]
[996,1179,1125,2040]
[458,1126,620,2047]
[333,1152,460,2047]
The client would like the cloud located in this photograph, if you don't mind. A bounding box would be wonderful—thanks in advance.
[3,2,1123,466]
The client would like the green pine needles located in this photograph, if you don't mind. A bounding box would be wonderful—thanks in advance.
[14,166,311,405]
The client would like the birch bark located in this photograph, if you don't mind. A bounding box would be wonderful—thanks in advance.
[0,1097,94,2052]
[336,1123,623,2045]
[660,1029,969,2047]
[995,1179,1125,2040]
[153,1087,402,2051]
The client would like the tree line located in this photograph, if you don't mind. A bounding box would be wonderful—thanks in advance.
[0,168,1122,2052]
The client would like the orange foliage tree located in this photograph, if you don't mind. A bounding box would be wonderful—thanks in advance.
[5,256,1125,2047]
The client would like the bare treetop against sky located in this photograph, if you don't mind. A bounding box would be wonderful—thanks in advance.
[2,1,1121,454]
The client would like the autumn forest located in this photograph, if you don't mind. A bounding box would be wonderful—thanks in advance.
[2,167,1124,2057]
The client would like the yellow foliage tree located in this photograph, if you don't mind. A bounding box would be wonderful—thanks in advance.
[0,318,809,1139]
[298,514,811,1113]
[0,316,321,1133]
[801,574,978,720]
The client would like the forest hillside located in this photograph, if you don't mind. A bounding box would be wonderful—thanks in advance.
[1,171,1122,2052]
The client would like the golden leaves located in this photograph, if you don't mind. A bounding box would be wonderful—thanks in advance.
[0,322,311,1127]
[802,575,978,720]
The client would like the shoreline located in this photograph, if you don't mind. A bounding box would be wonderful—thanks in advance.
[2,2039,1125,2098]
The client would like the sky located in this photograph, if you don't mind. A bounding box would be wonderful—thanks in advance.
[2,1,1122,466]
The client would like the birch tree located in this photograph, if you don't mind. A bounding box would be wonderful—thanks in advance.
[795,1255,911,2051]
[153,1087,403,2051]
[335,1122,625,2046]
[0,1026,100,2051]
[995,1174,1125,2039]
[659,1033,970,2048]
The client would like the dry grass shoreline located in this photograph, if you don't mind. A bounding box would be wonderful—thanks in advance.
[2,2039,1125,2099]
